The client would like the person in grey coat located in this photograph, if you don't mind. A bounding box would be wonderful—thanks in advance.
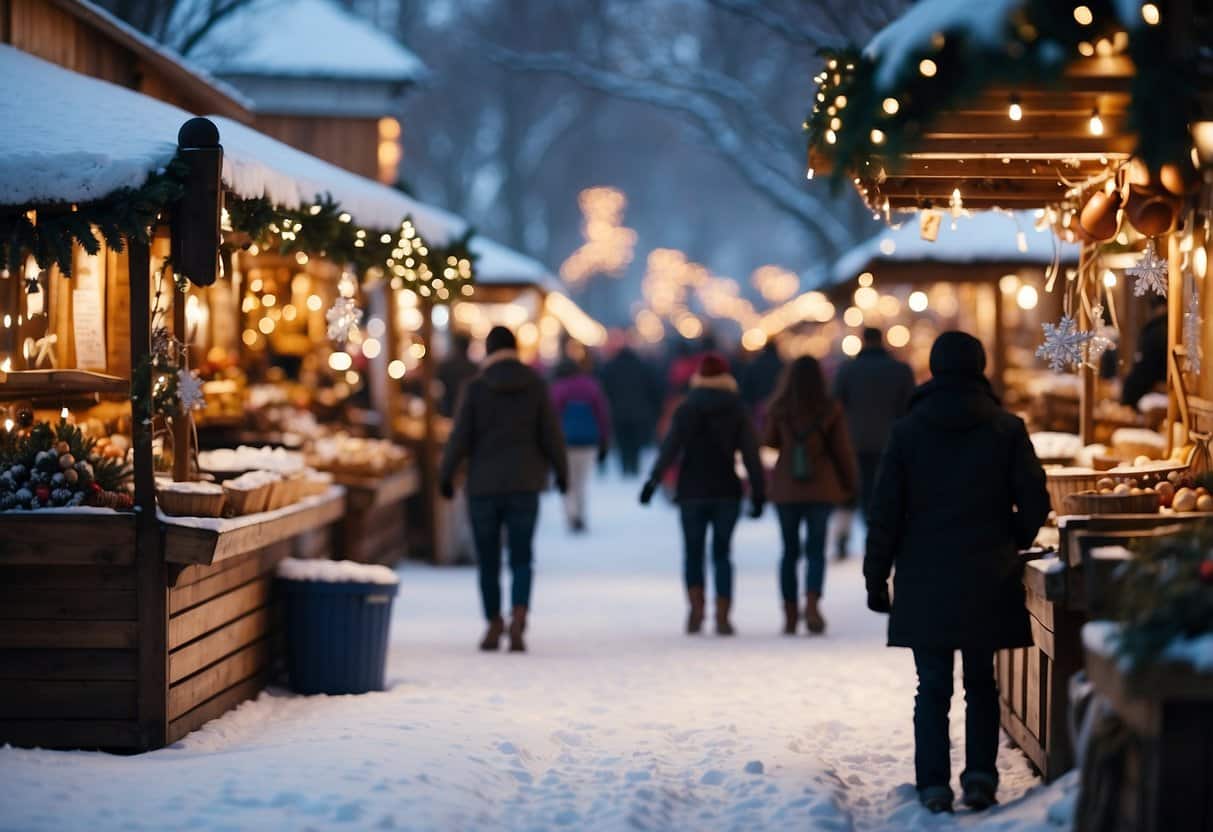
[439,326,568,653]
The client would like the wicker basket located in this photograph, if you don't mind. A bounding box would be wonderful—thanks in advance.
[222,482,270,516]
[1063,491,1161,515]
[298,472,333,498]
[1046,462,1188,514]
[157,485,225,518]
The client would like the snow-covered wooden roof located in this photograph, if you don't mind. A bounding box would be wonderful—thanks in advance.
[176,0,426,83]
[831,211,1080,284]
[470,237,561,292]
[0,46,464,244]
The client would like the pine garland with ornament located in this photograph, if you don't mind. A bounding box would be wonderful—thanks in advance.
[805,0,1195,186]
[1112,522,1213,671]
[0,420,133,511]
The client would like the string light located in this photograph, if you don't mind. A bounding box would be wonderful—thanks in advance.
[1073,5,1093,25]
[560,187,637,285]
[870,129,886,145]
[1008,96,1023,121]
[1017,285,1039,310]
[882,97,900,115]
[908,291,929,312]
[1141,3,1160,24]
[1088,109,1104,136]
[806,168,815,180]
[1078,41,1095,56]
[1102,270,1118,288]
[919,59,937,77]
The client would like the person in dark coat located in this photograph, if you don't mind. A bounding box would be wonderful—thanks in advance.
[439,326,569,653]
[764,356,859,635]
[863,331,1050,814]
[599,344,663,477]
[832,327,915,559]
[638,353,765,636]
[1121,294,1168,408]
[436,333,478,419]
[740,341,784,427]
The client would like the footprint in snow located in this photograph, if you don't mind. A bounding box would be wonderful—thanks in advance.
[700,770,726,786]
[744,761,764,775]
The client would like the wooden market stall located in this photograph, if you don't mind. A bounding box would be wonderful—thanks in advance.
[823,210,1081,397]
[804,0,1213,789]
[0,43,361,750]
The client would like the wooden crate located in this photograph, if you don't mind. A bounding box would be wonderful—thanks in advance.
[0,490,345,751]
[1080,648,1213,832]
[997,557,1083,782]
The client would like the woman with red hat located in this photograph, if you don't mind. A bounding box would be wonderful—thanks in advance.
[639,352,765,635]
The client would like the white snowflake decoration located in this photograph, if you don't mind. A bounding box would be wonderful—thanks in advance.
[1184,276,1202,376]
[177,368,205,411]
[1037,315,1094,373]
[1085,305,1116,365]
[326,297,363,345]
[1127,239,1168,298]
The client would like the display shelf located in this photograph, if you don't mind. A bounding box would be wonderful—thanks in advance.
[335,465,421,512]
[0,369,128,400]
[161,486,345,567]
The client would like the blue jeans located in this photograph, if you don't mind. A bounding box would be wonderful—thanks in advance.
[776,502,832,601]
[911,648,1000,793]
[679,499,740,599]
[468,493,539,620]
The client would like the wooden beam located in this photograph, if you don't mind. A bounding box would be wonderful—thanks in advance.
[877,177,1071,201]
[859,157,1109,181]
[903,136,1136,157]
[921,111,1129,139]
[964,89,1131,115]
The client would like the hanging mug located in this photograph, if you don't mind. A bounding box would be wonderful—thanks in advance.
[1078,188,1121,241]
[1122,157,1180,236]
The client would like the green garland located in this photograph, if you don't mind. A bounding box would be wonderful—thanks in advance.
[227,193,477,303]
[0,159,188,277]
[806,0,1197,187]
[1115,522,1213,671]
[1,161,477,301]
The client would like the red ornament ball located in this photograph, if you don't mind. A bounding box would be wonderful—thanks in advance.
[34,486,50,502]
[1199,559,1213,585]
[89,481,103,494]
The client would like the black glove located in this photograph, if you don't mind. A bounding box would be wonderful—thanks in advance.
[866,582,892,614]
[639,479,658,505]
[439,480,455,500]
[556,476,568,495]
[598,443,609,465]
[749,498,765,519]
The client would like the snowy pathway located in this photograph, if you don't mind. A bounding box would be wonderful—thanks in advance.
[0,474,1075,831]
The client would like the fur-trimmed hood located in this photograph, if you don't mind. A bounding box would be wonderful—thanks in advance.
[690,373,738,393]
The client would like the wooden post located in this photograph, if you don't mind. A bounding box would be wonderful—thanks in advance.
[419,295,439,562]
[129,239,169,751]
[171,284,190,482]
[1165,232,1183,457]
[1079,243,1096,445]
[992,282,1006,397]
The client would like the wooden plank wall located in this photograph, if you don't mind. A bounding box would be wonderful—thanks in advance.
[254,115,380,181]
[342,497,408,565]
[0,563,142,749]
[163,540,295,745]
[997,586,1084,782]
[5,0,135,85]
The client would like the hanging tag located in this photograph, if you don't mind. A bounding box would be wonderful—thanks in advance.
[919,210,942,242]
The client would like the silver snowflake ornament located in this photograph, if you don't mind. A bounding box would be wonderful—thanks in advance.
[1127,239,1168,298]
[326,297,363,345]
[1085,305,1116,365]
[177,368,205,412]
[1036,315,1094,373]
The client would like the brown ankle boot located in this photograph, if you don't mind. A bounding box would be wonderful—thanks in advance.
[686,586,706,634]
[805,592,826,635]
[508,606,528,652]
[715,597,735,636]
[783,601,799,635]
[480,616,504,651]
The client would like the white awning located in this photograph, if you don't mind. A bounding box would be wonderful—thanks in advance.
[470,237,561,292]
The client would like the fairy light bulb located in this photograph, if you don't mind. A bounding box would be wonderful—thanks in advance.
[805,168,815,180]
[60,407,69,422]
[1141,3,1160,24]
[1088,109,1104,135]
[882,97,900,115]
[870,129,886,145]
[919,59,937,77]
[1073,5,1093,25]
[1008,97,1023,121]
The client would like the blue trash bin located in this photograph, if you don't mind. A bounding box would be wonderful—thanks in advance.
[279,576,398,695]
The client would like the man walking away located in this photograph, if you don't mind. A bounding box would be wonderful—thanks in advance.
[638,353,765,636]
[864,331,1050,814]
[436,333,478,418]
[832,326,915,558]
[599,340,663,477]
[439,326,569,653]
[550,356,611,532]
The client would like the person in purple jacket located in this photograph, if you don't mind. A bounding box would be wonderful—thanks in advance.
[550,356,612,532]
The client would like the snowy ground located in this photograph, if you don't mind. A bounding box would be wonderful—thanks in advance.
[0,472,1077,831]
